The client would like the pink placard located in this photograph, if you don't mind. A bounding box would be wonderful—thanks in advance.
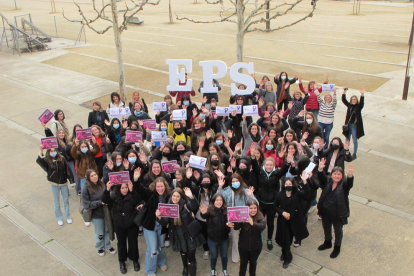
[162,160,178,173]
[76,128,93,140]
[158,203,179,218]
[41,137,58,149]
[38,109,54,124]
[108,171,130,185]
[228,206,250,222]
[125,130,143,143]
[142,120,157,130]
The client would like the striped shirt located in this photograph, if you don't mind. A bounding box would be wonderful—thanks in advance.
[316,92,337,124]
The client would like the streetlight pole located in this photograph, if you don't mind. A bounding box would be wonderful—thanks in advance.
[402,3,414,100]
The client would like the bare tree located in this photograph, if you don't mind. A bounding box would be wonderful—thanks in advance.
[63,0,160,102]
[169,0,173,23]
[177,0,316,63]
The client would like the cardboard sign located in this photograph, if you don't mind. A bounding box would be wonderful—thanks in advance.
[142,119,157,130]
[158,203,179,218]
[125,130,143,143]
[153,102,168,112]
[229,105,242,114]
[322,84,335,92]
[228,206,250,222]
[108,171,130,185]
[211,110,216,118]
[162,160,178,173]
[172,109,187,120]
[76,128,93,140]
[151,131,167,142]
[38,109,54,124]
[189,155,207,169]
[243,105,258,116]
[41,137,58,149]
[216,107,230,116]
[109,107,131,118]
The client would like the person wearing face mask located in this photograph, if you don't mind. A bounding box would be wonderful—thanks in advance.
[106,92,125,120]
[105,118,123,149]
[275,176,310,269]
[102,152,125,184]
[205,133,234,157]
[317,137,353,175]
[151,139,174,163]
[37,145,74,226]
[241,116,261,157]
[102,181,142,273]
[217,174,256,264]
[228,158,257,192]
[171,141,192,168]
[230,95,252,142]
[315,89,337,150]
[299,76,329,118]
[179,95,200,125]
[128,102,152,124]
[88,101,110,131]
[168,119,191,147]
[198,79,220,104]
[292,111,323,146]
[206,152,226,186]
[91,125,113,179]
[190,117,210,154]
[123,149,149,183]
[211,110,239,142]
[274,72,298,111]
[316,160,355,259]
[342,88,365,160]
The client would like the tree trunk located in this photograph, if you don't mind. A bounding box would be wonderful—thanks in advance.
[110,0,127,102]
[236,0,245,63]
[169,0,173,23]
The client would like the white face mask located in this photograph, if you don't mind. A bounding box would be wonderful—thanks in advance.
[296,80,299,85]
[281,76,286,80]
[306,119,313,124]
[313,143,320,149]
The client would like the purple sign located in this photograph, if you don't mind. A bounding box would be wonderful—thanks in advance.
[228,206,250,222]
[41,137,58,150]
[76,128,93,140]
[158,203,179,218]
[172,109,187,120]
[108,171,130,185]
[189,155,207,170]
[142,119,157,130]
[216,107,230,116]
[162,160,178,173]
[38,109,54,124]
[229,105,242,114]
[125,130,143,143]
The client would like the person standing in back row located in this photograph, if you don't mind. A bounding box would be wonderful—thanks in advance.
[274,72,298,111]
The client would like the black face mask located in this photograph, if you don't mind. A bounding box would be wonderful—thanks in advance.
[285,186,293,192]
[239,168,248,174]
[183,160,189,165]
[331,144,340,150]
[162,152,171,157]
[174,128,183,135]
[177,150,186,156]
[201,182,211,189]
[211,160,220,166]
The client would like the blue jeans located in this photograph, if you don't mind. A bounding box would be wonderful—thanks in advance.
[68,161,80,193]
[50,184,70,221]
[319,122,333,149]
[347,124,358,154]
[208,238,229,271]
[143,222,167,274]
[91,217,112,251]
[80,178,86,192]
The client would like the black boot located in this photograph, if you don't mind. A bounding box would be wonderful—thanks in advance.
[119,262,127,274]
[133,260,140,271]
[318,240,332,251]
[188,262,197,276]
[181,254,189,276]
[330,245,341,258]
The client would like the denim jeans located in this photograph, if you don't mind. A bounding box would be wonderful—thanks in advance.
[347,124,358,154]
[319,122,334,149]
[67,161,80,193]
[50,184,70,221]
[143,222,167,275]
[207,238,229,271]
[80,178,86,191]
[91,217,112,251]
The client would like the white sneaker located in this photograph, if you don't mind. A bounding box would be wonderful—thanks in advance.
[67,218,73,224]
[106,247,116,254]
[164,240,170,247]
[57,220,64,226]
[85,222,91,227]
[211,270,217,276]
[203,251,210,260]
[223,270,229,276]
[308,206,316,214]
[318,216,322,220]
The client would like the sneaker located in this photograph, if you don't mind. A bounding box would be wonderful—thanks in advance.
[308,205,316,214]
[203,251,209,260]
[106,247,116,254]
[77,192,81,196]
[293,240,301,247]
[138,226,143,236]
[98,249,105,256]
[164,240,170,247]
[85,222,91,227]
[160,265,167,271]
[70,183,76,187]
[211,270,217,276]
[67,218,73,224]
[267,240,273,250]
[318,216,322,220]
[223,270,229,276]
[57,220,64,226]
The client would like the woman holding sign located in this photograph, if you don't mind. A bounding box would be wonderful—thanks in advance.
[157,187,205,276]
[36,145,74,226]
[106,92,125,120]
[50,109,70,136]
[128,102,152,124]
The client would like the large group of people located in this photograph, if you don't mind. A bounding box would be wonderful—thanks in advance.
[36,74,363,276]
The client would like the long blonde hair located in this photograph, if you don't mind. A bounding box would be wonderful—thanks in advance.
[56,129,71,149]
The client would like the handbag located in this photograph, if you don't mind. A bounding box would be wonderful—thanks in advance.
[134,203,147,226]
[342,110,354,133]
[186,218,202,238]
[79,197,92,222]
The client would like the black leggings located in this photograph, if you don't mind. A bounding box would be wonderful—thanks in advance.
[322,216,343,246]
[197,219,209,251]
[239,247,262,276]
[181,249,196,264]
[259,203,277,240]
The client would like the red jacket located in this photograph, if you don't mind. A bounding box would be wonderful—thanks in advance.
[299,81,328,111]
[169,81,196,104]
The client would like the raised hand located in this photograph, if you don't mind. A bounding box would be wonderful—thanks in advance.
[123,158,130,169]
[218,175,225,188]
[106,181,114,191]
[288,101,293,110]
[344,140,350,151]
[242,114,247,121]
[227,165,233,173]
[319,158,326,171]
[192,108,198,117]
[264,111,270,118]
[91,136,96,144]
[122,120,128,129]
[203,96,208,103]
[104,119,111,126]
[247,186,255,198]
[138,120,143,126]
[285,82,290,89]
[246,217,254,226]
[106,136,111,144]
[278,148,285,158]
[186,167,193,179]
[206,130,212,139]
[41,122,47,129]
[133,167,141,181]
[214,170,224,178]
[139,151,147,163]
[128,180,133,192]
[250,142,257,155]
[199,204,208,214]
[184,187,193,198]
[107,159,114,170]
[259,98,265,107]
[298,110,306,117]
[39,145,44,154]
[231,109,237,117]
[75,138,79,146]
[295,72,299,78]
[230,157,236,168]
[235,142,243,153]
[360,88,365,96]
[198,138,205,149]
[278,137,284,144]
[325,75,329,83]
[224,138,230,148]
[300,170,308,183]
[345,164,355,178]
[302,132,309,141]
[299,76,302,83]
[227,129,233,138]
[159,139,165,150]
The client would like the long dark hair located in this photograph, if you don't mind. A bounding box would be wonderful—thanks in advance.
[54,109,65,121]
[175,167,186,189]
[110,151,124,172]
[85,169,105,193]
[45,148,65,169]
[207,193,227,216]
[71,124,83,143]
[110,92,121,104]
[243,199,263,230]
[147,160,168,185]
[230,173,248,199]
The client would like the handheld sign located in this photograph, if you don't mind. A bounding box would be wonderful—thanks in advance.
[228,206,250,222]
[153,102,168,112]
[243,105,258,116]
[189,155,207,169]
[322,84,335,93]
[162,160,178,173]
[229,105,242,114]
[109,107,131,118]
[108,171,130,185]
[216,107,230,116]
[158,203,179,218]
[38,109,54,124]
[151,131,167,142]
[172,109,187,120]
[76,128,93,140]
[41,137,58,149]
[125,130,143,143]
[142,119,157,130]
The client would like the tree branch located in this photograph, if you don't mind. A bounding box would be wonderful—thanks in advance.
[119,0,160,33]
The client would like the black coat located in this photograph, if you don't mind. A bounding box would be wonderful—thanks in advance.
[342,94,365,139]
[274,75,297,102]
[234,218,266,250]
[102,190,141,229]
[292,117,323,145]
[274,187,310,247]
[88,110,110,131]
[36,155,74,184]
[318,148,353,174]
[211,115,238,134]
[200,207,230,242]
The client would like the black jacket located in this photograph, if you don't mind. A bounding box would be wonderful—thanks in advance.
[36,155,74,184]
[292,117,323,145]
[88,110,110,131]
[129,99,148,114]
[201,207,230,242]
[198,79,220,103]
[342,94,365,139]
[102,190,141,229]
[211,115,238,134]
[318,148,353,174]
[234,218,266,250]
